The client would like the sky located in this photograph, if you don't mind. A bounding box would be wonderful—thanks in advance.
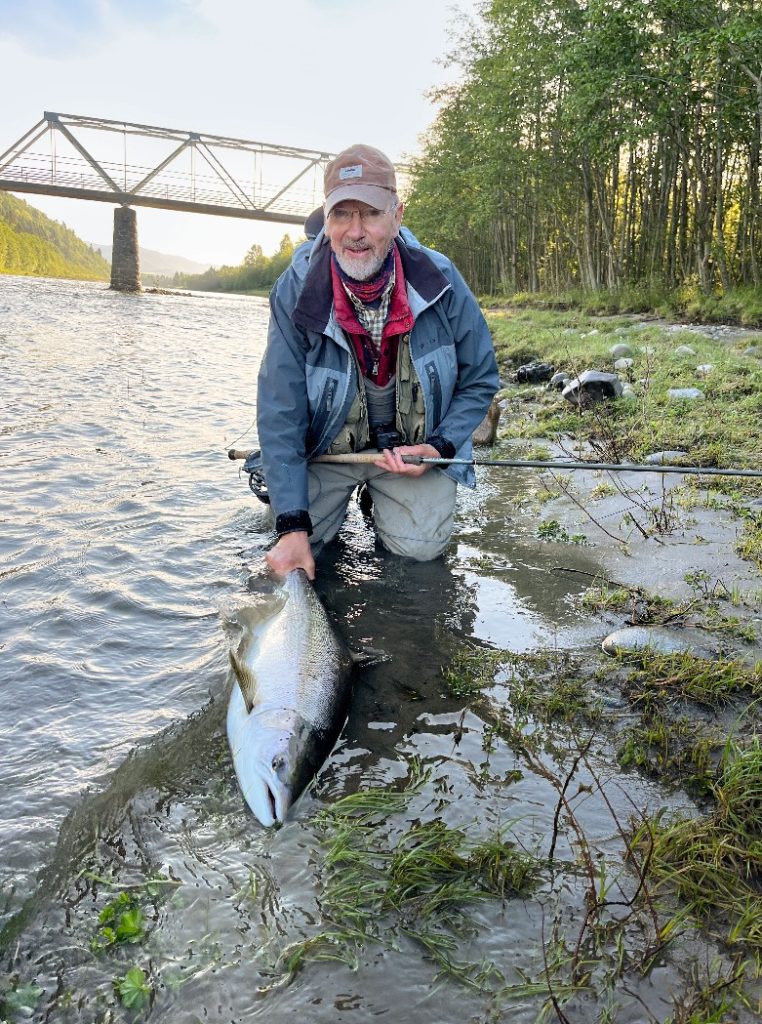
[0,0,480,267]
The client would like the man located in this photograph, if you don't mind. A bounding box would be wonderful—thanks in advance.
[257,144,499,579]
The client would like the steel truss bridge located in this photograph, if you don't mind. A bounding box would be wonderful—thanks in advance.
[0,111,334,225]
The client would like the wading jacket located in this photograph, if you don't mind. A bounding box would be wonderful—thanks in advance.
[257,226,499,536]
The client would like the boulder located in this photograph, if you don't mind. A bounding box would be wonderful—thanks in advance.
[472,397,502,445]
[644,450,689,465]
[548,371,571,391]
[602,626,717,659]
[610,342,634,359]
[562,370,623,406]
[515,361,555,383]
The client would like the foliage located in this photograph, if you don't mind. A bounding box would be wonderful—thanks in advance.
[114,966,151,1010]
[157,233,300,294]
[0,193,109,280]
[406,1,762,298]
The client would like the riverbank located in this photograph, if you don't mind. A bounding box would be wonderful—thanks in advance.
[464,304,762,1015]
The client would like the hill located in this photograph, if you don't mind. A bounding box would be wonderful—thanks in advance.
[0,193,110,280]
[93,243,210,277]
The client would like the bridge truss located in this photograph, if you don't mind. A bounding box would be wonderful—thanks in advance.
[0,111,334,224]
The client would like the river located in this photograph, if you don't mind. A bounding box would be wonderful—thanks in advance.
[0,275,749,1022]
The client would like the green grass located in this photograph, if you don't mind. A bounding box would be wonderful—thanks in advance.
[486,306,762,484]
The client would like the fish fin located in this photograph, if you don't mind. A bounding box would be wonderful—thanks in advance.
[350,645,390,668]
[229,650,257,713]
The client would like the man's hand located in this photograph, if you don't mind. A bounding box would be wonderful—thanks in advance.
[265,531,316,579]
[374,443,441,478]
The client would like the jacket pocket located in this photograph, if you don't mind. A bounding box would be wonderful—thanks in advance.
[425,361,442,429]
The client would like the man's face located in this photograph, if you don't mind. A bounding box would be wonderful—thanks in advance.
[325,199,403,280]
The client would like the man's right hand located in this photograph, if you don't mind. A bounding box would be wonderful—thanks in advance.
[265,531,316,580]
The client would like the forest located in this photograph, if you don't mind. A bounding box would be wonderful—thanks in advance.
[404,0,762,309]
[0,193,109,280]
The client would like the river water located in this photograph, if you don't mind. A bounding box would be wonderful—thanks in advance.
[0,276,748,1022]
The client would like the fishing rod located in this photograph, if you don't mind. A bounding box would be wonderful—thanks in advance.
[227,449,762,479]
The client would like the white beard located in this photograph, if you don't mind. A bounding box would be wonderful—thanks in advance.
[335,247,386,281]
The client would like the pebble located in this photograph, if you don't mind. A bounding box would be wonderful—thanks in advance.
[674,345,697,357]
[667,387,704,401]
[610,342,634,358]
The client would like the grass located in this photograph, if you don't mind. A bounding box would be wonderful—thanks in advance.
[266,763,541,992]
[486,306,762,485]
[635,736,762,954]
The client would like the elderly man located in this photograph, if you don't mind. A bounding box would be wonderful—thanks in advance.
[257,144,499,579]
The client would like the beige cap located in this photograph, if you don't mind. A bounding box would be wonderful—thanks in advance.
[324,144,397,214]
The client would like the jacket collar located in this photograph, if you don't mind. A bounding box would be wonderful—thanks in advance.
[292,232,450,335]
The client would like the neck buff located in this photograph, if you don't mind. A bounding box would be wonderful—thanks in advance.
[333,245,395,309]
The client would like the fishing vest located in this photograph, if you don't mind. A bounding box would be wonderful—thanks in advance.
[327,331,426,454]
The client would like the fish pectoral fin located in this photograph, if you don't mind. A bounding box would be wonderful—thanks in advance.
[229,650,257,713]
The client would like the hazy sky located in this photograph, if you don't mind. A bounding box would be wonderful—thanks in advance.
[0,0,479,266]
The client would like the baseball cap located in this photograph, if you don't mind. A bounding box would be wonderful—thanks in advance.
[324,144,397,214]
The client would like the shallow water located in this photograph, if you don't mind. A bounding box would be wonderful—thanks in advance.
[0,276,749,1022]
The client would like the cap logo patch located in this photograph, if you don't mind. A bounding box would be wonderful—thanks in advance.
[339,164,363,180]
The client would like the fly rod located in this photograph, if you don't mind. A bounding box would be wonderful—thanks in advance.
[227,449,762,479]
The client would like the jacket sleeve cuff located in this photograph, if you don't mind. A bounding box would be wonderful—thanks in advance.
[275,510,313,537]
[425,435,456,460]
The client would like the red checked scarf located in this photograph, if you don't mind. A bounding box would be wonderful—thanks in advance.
[330,242,414,387]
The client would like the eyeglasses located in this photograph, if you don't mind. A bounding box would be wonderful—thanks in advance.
[327,206,391,225]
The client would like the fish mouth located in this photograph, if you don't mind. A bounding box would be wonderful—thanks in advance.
[241,768,292,828]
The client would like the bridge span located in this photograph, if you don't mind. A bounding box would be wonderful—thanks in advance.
[0,112,335,289]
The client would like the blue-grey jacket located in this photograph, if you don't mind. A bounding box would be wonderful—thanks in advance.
[257,226,499,534]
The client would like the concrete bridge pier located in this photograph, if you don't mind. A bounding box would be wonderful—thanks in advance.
[110,206,141,292]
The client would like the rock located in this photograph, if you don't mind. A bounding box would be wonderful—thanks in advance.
[602,626,718,660]
[472,397,501,445]
[610,342,634,358]
[562,370,623,406]
[548,371,571,391]
[644,450,689,465]
[641,345,656,356]
[743,346,760,357]
[696,363,714,376]
[674,345,697,357]
[667,387,704,401]
[620,386,637,400]
[515,361,555,384]
[613,357,634,371]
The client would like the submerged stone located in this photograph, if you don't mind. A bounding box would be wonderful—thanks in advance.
[602,626,717,660]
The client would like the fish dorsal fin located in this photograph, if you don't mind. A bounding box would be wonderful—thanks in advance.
[229,650,257,713]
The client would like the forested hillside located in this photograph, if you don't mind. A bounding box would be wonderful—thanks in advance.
[406,0,762,301]
[0,193,110,280]
[160,234,298,293]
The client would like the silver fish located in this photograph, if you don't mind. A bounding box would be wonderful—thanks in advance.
[226,569,354,827]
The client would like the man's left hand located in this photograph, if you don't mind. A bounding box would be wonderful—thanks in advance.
[374,443,442,478]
